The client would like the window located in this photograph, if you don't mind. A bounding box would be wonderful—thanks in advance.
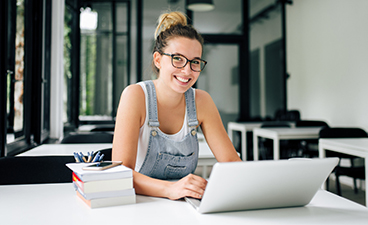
[0,0,51,156]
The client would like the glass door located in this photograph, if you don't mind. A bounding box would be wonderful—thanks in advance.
[64,0,131,128]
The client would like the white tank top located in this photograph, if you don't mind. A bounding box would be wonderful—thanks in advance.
[135,82,192,171]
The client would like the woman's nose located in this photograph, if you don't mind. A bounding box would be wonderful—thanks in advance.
[181,62,192,74]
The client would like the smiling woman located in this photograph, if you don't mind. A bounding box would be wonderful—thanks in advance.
[112,11,241,201]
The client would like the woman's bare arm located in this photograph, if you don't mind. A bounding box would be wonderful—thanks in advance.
[196,89,241,162]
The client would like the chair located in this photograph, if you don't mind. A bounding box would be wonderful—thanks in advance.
[274,109,301,122]
[296,120,329,157]
[0,156,74,185]
[261,121,290,128]
[295,120,329,128]
[319,127,367,196]
[61,132,114,143]
[98,148,112,161]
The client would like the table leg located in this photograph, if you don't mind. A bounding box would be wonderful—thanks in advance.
[319,146,327,189]
[227,125,247,161]
[318,143,326,158]
[365,157,368,206]
[241,129,247,161]
[202,165,208,179]
[253,133,259,161]
[274,137,280,160]
[228,126,233,143]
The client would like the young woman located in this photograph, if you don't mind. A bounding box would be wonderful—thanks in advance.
[112,11,241,200]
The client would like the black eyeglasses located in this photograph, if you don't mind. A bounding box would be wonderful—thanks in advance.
[161,53,207,72]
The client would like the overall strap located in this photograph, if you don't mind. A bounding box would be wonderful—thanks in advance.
[185,88,199,128]
[144,81,160,127]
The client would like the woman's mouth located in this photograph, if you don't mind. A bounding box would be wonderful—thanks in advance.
[175,76,191,83]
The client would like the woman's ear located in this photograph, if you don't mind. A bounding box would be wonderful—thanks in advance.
[153,52,162,69]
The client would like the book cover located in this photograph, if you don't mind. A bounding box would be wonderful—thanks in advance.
[66,162,132,182]
[76,189,136,208]
[72,172,133,193]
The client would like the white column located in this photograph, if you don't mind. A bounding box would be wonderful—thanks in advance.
[50,0,65,140]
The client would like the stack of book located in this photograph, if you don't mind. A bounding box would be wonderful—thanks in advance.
[66,162,135,208]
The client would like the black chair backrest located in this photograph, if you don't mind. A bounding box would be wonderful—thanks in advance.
[90,126,115,132]
[98,148,112,161]
[61,132,114,143]
[296,120,329,128]
[274,109,301,121]
[261,121,291,128]
[0,156,74,185]
[319,127,368,139]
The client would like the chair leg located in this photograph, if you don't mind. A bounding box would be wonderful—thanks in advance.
[353,178,359,194]
[350,159,359,194]
[335,174,342,196]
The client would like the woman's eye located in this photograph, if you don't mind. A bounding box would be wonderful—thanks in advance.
[191,60,200,65]
[173,56,183,61]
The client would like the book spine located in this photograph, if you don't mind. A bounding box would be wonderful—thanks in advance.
[72,172,85,192]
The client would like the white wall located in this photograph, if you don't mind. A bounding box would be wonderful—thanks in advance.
[287,0,368,131]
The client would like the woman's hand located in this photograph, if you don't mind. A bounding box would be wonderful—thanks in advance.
[165,174,207,200]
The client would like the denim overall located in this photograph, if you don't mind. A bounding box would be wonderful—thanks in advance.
[138,81,199,180]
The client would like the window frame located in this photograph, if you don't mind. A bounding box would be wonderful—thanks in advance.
[0,0,52,156]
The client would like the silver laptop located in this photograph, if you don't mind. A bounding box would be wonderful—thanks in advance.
[185,157,338,214]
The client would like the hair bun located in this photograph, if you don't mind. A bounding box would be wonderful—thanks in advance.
[154,11,188,39]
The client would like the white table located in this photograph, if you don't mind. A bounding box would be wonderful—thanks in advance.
[253,127,322,160]
[18,142,216,179]
[18,143,113,156]
[227,122,297,161]
[228,122,263,161]
[1,183,368,225]
[78,124,115,132]
[319,138,368,205]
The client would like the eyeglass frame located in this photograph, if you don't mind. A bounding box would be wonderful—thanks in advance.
[160,52,207,72]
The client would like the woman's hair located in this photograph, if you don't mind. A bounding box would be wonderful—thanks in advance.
[152,11,204,75]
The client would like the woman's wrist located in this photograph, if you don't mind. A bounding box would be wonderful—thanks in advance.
[161,180,173,199]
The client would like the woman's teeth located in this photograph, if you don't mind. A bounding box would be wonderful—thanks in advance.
[176,76,189,83]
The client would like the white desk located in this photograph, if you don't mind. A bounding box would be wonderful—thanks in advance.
[78,124,115,132]
[18,143,113,156]
[253,127,321,160]
[319,138,368,205]
[1,183,368,225]
[228,122,263,161]
[18,142,216,179]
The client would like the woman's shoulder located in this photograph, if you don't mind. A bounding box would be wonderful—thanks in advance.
[123,83,144,96]
[194,89,212,103]
[120,83,145,106]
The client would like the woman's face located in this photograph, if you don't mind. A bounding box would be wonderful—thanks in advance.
[154,37,202,94]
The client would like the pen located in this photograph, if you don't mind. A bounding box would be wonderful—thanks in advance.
[92,151,101,163]
[73,152,81,163]
[79,152,87,162]
[99,154,104,162]
[87,151,93,163]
